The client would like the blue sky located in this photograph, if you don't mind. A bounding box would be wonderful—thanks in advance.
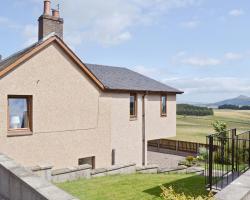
[1,0,250,103]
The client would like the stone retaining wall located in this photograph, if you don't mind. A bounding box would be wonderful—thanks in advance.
[91,163,136,178]
[31,163,162,183]
[136,164,158,174]
[0,153,79,200]
[52,164,92,183]
[31,163,205,184]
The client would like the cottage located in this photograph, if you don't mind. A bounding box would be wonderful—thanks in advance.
[0,0,183,169]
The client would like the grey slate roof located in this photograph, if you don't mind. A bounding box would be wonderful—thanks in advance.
[85,64,182,93]
[0,41,40,71]
[0,37,182,94]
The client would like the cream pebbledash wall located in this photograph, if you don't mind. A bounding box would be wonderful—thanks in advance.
[146,94,177,141]
[0,41,177,169]
[0,43,112,169]
[110,93,143,166]
[110,93,177,166]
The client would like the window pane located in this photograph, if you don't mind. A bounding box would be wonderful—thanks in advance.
[130,94,137,117]
[130,95,135,116]
[162,96,167,114]
[9,98,29,129]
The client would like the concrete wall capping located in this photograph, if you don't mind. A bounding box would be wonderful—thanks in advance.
[51,164,92,176]
[91,168,107,175]
[0,153,79,200]
[30,165,53,172]
[136,164,158,170]
[215,170,250,200]
[136,165,159,174]
[108,163,136,171]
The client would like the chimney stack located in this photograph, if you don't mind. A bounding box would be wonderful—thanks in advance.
[38,0,64,41]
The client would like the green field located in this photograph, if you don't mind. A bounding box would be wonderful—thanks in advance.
[171,109,250,143]
[57,174,207,200]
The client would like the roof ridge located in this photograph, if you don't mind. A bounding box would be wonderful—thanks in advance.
[0,35,56,66]
[0,43,37,65]
[85,63,128,70]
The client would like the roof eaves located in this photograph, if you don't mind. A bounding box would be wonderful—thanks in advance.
[104,88,184,94]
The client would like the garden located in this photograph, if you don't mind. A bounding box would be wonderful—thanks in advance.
[57,173,211,200]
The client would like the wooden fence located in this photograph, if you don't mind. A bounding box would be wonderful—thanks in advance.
[148,139,207,154]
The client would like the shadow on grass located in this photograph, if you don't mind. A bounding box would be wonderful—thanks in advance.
[143,175,208,198]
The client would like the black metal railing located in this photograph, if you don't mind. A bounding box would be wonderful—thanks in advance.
[205,129,250,191]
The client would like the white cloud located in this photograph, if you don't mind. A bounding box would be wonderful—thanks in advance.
[229,9,245,17]
[130,65,177,81]
[25,0,202,47]
[22,25,37,46]
[224,52,244,61]
[181,57,221,66]
[181,20,200,29]
[0,16,20,29]
[0,17,9,24]
[174,50,249,67]
[132,65,160,78]
[176,51,187,57]
[163,77,250,95]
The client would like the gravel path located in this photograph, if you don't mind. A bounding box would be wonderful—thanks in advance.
[147,151,186,170]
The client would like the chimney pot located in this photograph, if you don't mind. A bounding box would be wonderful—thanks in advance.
[44,0,51,15]
[52,9,60,18]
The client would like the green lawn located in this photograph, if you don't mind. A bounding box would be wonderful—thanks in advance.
[57,174,208,200]
[171,109,250,143]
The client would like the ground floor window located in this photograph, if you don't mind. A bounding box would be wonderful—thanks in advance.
[8,95,32,135]
[78,156,95,169]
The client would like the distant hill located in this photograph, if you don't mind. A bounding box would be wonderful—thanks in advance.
[209,95,250,107]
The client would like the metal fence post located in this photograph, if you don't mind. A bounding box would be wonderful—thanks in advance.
[248,131,250,168]
[208,135,213,190]
[232,129,236,173]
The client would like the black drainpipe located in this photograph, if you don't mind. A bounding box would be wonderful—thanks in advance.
[142,92,147,166]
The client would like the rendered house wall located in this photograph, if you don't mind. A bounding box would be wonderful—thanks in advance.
[0,43,111,169]
[0,41,177,169]
[146,94,177,141]
[110,93,177,166]
[110,93,143,165]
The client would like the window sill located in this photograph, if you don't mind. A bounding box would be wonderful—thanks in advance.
[7,130,33,137]
[161,115,167,118]
[130,117,138,121]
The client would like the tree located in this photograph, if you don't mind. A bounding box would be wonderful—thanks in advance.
[212,121,227,137]
[212,121,227,164]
